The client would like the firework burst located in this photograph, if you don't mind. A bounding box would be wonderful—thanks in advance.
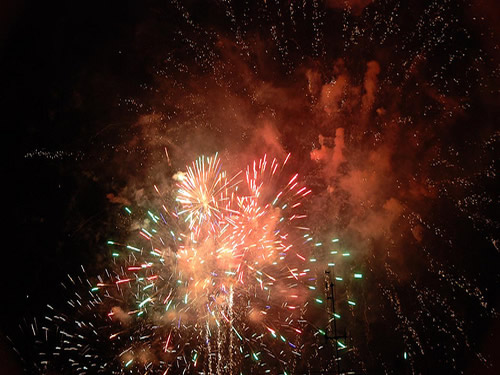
[175,153,240,238]
[24,154,330,375]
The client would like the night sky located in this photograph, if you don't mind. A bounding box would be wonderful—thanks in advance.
[2,0,499,374]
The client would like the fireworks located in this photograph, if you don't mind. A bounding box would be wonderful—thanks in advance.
[27,154,345,374]
[175,153,240,238]
[11,1,498,374]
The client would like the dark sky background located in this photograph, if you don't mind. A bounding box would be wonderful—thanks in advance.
[1,0,499,374]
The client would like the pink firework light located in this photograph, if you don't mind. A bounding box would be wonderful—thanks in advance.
[99,153,316,373]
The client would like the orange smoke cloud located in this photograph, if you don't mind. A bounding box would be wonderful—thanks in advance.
[361,61,381,123]
[310,128,345,180]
